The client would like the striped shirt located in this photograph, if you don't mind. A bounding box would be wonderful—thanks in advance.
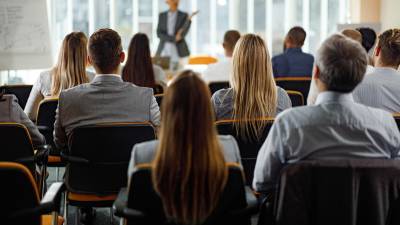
[353,67,400,113]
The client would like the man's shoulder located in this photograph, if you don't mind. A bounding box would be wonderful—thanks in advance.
[272,53,286,63]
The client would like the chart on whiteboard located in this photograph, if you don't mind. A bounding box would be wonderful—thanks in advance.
[0,1,49,53]
[0,0,52,70]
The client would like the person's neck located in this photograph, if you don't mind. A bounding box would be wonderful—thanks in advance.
[374,60,398,70]
[95,70,120,75]
[169,7,178,12]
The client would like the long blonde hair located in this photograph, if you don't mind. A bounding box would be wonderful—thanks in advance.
[153,70,228,225]
[51,32,89,96]
[231,34,277,140]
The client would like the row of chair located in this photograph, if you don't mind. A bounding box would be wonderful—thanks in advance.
[5,158,400,225]
[0,77,311,109]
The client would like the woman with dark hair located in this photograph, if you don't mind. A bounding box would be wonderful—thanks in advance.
[127,70,241,225]
[122,33,166,88]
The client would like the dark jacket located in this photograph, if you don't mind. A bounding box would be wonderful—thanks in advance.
[156,10,191,58]
[272,48,314,77]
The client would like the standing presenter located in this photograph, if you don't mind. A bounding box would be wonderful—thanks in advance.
[156,0,199,70]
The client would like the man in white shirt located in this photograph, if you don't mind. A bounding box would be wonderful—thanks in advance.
[353,29,400,113]
[253,34,400,194]
[202,30,241,83]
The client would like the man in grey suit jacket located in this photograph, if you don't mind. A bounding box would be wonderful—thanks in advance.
[156,0,198,63]
[53,28,160,150]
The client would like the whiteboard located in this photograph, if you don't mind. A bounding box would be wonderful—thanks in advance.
[0,0,53,70]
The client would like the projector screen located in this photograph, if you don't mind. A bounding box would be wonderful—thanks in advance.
[0,0,53,70]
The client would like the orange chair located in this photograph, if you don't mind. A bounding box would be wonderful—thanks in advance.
[1,162,64,225]
[188,56,218,65]
[286,90,305,107]
[275,77,311,104]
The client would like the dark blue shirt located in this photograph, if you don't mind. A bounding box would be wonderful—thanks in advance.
[272,48,314,78]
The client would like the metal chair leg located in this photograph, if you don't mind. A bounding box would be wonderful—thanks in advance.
[110,207,114,224]
[56,167,59,181]
[63,192,68,225]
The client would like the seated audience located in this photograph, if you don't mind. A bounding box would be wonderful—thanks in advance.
[202,30,241,83]
[54,28,160,150]
[0,93,45,147]
[212,34,291,140]
[128,70,241,224]
[353,29,400,113]
[272,26,314,77]
[122,33,167,88]
[253,34,400,194]
[25,32,94,121]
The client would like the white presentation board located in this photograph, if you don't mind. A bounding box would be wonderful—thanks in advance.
[0,0,53,70]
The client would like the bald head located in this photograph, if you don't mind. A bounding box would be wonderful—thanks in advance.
[341,29,363,44]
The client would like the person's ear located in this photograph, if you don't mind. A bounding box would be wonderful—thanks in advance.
[87,55,93,66]
[374,46,381,57]
[313,65,320,80]
[222,42,226,49]
[120,51,125,63]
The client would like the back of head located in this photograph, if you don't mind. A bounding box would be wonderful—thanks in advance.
[316,34,367,93]
[88,28,122,74]
[231,34,277,140]
[122,33,155,88]
[356,27,377,52]
[51,31,89,96]
[153,70,227,225]
[376,29,400,68]
[223,30,241,53]
[341,29,363,44]
[286,26,307,47]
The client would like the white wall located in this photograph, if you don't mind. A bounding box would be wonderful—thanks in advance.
[381,0,400,30]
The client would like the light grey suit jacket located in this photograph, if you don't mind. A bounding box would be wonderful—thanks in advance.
[0,94,45,147]
[127,135,242,181]
[156,10,191,57]
[53,75,161,149]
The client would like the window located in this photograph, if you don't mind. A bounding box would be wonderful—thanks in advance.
[0,0,348,85]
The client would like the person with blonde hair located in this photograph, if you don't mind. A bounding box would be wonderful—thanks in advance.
[211,34,291,140]
[24,32,95,121]
[128,70,241,225]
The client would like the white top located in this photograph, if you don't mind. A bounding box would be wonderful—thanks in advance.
[202,58,232,83]
[253,91,400,192]
[161,10,179,63]
[24,69,95,121]
[353,67,400,113]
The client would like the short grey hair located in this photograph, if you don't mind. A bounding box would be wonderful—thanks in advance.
[315,34,368,93]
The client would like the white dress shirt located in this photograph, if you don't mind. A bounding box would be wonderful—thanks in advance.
[161,10,179,63]
[353,67,400,113]
[202,58,232,83]
[253,91,400,192]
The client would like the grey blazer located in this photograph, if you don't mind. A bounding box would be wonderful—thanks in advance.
[0,94,45,147]
[127,135,242,181]
[156,10,191,57]
[53,75,161,149]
